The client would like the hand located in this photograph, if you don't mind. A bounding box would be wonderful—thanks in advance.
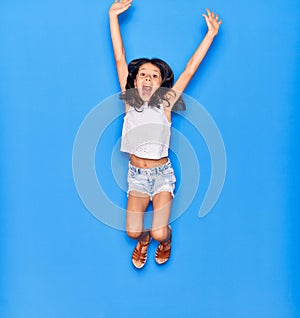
[109,0,133,17]
[202,8,222,37]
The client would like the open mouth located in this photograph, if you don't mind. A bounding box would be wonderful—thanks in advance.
[141,86,152,96]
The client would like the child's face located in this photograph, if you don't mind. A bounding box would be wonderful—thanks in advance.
[134,63,162,102]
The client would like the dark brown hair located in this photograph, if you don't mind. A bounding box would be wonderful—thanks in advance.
[120,58,186,111]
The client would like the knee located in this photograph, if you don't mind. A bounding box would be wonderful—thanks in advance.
[126,229,142,240]
[151,226,168,242]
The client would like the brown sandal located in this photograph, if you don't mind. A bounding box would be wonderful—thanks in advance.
[155,226,172,265]
[131,231,152,269]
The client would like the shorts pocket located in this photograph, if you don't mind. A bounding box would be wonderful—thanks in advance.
[128,169,137,181]
[162,167,176,182]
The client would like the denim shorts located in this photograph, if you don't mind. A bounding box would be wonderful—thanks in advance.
[127,159,176,201]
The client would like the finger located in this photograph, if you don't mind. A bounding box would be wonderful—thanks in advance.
[218,19,223,25]
[211,12,215,18]
[202,13,209,23]
[206,8,211,17]
[121,0,131,7]
[122,3,131,11]
[124,0,132,6]
[215,15,219,20]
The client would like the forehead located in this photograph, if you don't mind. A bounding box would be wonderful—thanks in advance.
[138,63,161,73]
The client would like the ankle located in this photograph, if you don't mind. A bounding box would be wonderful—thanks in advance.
[138,230,151,243]
[161,226,172,244]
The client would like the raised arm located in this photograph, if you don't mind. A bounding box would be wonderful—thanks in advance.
[171,8,222,106]
[109,0,132,92]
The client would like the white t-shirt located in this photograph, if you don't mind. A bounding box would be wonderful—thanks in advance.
[120,103,171,159]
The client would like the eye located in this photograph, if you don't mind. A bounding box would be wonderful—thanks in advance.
[152,74,159,78]
[139,72,145,77]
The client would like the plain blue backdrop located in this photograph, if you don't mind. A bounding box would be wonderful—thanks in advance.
[1,0,299,317]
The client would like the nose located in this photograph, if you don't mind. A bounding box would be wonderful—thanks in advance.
[145,75,151,81]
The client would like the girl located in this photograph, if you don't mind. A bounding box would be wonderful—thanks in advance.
[108,0,222,269]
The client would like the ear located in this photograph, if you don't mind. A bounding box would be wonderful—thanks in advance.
[134,79,137,88]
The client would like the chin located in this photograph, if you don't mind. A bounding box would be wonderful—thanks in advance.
[139,93,151,102]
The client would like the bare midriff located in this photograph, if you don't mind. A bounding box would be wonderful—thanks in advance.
[130,154,168,168]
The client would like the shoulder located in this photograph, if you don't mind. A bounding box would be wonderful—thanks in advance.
[125,102,133,114]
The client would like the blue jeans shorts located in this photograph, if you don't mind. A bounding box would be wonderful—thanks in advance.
[127,159,176,201]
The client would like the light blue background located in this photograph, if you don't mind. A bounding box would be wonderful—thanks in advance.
[1,0,299,317]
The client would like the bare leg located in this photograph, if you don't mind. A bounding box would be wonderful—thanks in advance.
[126,191,152,269]
[126,190,150,238]
[151,191,173,264]
[151,191,172,240]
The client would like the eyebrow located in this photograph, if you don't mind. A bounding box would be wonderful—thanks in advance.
[139,68,160,73]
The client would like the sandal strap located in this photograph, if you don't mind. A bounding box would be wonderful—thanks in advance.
[155,227,172,263]
[132,231,152,268]
[132,247,147,262]
[155,243,171,257]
